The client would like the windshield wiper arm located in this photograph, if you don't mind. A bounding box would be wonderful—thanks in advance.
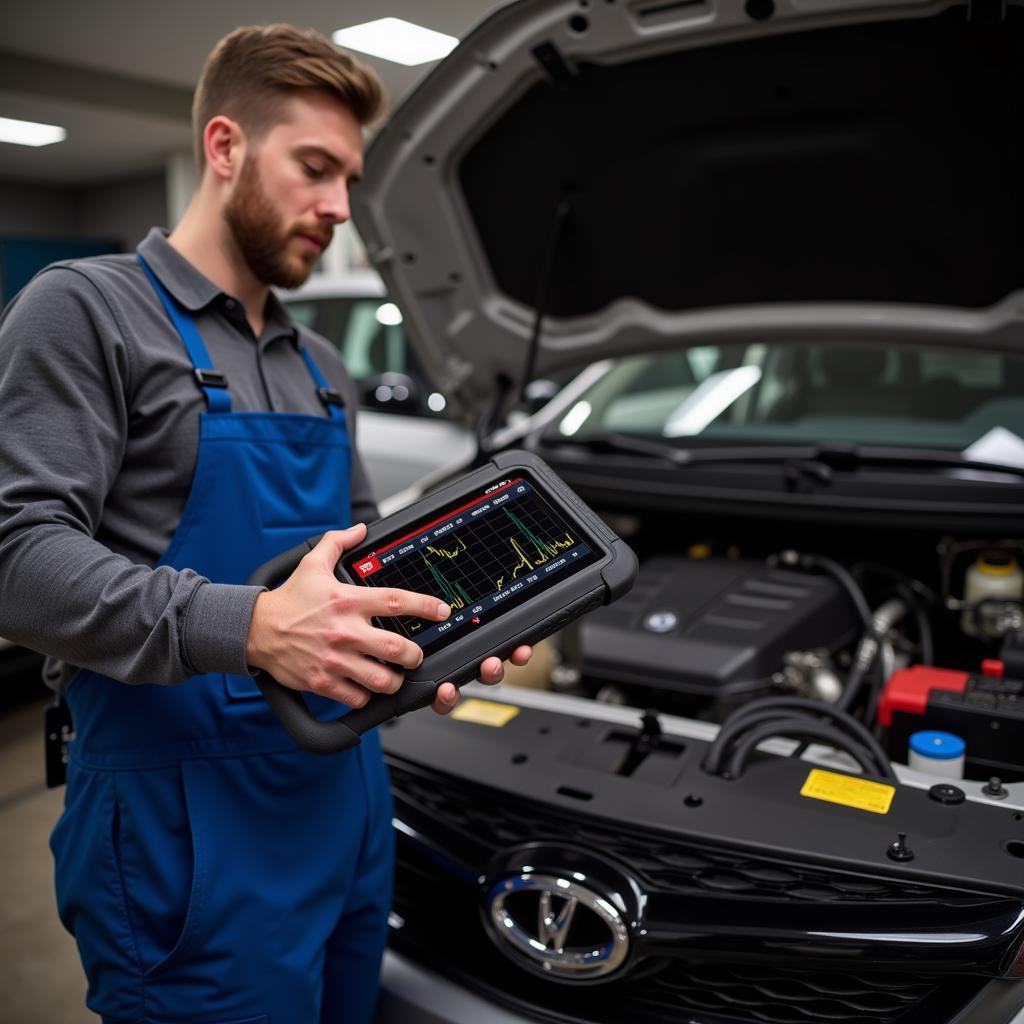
[547,432,1024,478]
[548,432,826,466]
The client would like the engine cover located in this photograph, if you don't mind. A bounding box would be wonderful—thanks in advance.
[579,556,858,706]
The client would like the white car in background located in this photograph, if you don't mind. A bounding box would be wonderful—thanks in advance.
[281,272,477,504]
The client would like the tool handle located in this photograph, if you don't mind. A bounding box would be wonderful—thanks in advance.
[245,535,350,755]
[246,535,444,755]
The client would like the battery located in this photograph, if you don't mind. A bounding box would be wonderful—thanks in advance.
[878,660,1024,781]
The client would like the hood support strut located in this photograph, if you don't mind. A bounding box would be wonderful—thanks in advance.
[520,193,573,404]
[477,192,574,458]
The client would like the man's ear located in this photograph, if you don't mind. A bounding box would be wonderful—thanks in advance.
[203,115,245,182]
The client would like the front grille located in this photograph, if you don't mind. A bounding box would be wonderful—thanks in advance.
[637,964,936,1024]
[390,843,978,1024]
[388,762,967,904]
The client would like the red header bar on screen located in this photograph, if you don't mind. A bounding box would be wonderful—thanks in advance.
[360,477,524,562]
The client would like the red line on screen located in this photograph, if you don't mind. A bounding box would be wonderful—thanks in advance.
[360,477,524,560]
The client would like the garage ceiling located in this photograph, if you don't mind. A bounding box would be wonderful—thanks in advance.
[0,0,497,185]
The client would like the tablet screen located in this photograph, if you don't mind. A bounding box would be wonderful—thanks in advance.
[347,472,604,655]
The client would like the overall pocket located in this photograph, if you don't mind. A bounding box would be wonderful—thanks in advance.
[50,765,126,951]
[111,764,204,979]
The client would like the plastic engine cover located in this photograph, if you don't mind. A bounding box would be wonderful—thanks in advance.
[579,556,857,704]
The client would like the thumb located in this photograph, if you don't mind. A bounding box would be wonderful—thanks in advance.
[308,523,367,568]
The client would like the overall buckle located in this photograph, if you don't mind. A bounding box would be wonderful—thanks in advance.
[318,387,344,407]
[195,368,228,388]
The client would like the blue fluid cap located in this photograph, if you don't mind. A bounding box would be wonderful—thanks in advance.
[909,730,965,761]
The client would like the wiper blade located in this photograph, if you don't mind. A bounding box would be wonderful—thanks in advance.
[547,432,1024,478]
[547,432,828,466]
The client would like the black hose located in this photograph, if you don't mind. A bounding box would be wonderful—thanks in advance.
[850,564,935,666]
[723,717,893,781]
[855,583,932,724]
[893,582,934,666]
[703,696,893,778]
[863,643,897,728]
[797,553,875,631]
[780,551,882,711]
[702,552,908,782]
[852,562,937,608]
[835,660,869,713]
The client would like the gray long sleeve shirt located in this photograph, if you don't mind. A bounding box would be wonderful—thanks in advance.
[0,228,377,689]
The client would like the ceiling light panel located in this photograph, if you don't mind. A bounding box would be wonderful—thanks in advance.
[0,116,66,147]
[333,18,458,67]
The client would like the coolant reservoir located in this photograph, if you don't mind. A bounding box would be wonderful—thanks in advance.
[961,551,1024,637]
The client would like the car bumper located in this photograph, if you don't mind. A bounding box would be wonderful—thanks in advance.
[378,948,1024,1024]
[377,949,530,1024]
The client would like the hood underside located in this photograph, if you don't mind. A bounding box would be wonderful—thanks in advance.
[352,0,1024,420]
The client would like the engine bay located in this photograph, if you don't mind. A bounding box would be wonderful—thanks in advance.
[539,510,1024,785]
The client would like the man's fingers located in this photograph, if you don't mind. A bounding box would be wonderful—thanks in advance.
[477,646,530,683]
[509,645,532,667]
[344,655,404,695]
[363,587,451,622]
[431,682,460,715]
[308,676,371,709]
[479,657,505,684]
[362,626,424,670]
[307,651,401,698]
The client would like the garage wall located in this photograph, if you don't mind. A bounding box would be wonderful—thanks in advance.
[0,182,78,236]
[77,171,166,250]
[0,173,167,303]
[0,172,166,250]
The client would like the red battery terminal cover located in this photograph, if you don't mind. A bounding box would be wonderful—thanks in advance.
[877,665,970,728]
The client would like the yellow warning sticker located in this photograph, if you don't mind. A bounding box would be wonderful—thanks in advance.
[450,699,520,728]
[800,768,896,815]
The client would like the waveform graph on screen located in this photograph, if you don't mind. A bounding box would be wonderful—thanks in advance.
[494,508,576,591]
[358,485,585,641]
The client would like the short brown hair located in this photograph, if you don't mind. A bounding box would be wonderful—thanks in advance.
[193,24,386,169]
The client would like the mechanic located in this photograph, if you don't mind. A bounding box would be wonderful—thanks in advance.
[0,24,530,1024]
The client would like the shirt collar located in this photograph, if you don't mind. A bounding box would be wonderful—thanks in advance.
[137,228,299,348]
[137,228,221,312]
[263,291,298,344]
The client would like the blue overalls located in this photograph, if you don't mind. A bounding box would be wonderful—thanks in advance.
[50,255,395,1024]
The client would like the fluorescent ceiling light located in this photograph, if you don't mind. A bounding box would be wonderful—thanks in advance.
[333,18,457,67]
[0,116,66,147]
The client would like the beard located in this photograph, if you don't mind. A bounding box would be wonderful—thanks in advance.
[223,155,331,289]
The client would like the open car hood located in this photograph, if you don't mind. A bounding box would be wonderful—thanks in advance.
[352,0,1024,421]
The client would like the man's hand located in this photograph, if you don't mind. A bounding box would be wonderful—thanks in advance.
[246,524,533,715]
[431,645,532,716]
[246,524,449,708]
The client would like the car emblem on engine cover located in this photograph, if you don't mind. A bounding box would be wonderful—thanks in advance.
[485,870,630,979]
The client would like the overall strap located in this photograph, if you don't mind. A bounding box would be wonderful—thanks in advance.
[136,253,232,413]
[298,345,346,422]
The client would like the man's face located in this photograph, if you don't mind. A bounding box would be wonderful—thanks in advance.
[224,91,365,289]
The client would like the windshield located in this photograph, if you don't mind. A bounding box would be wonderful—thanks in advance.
[547,342,1024,453]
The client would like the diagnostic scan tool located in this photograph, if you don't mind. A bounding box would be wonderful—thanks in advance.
[248,450,637,754]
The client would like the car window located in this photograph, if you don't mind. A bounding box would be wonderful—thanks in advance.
[282,293,447,417]
[341,301,407,380]
[551,341,1024,451]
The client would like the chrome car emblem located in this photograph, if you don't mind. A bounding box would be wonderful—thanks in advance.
[485,872,630,980]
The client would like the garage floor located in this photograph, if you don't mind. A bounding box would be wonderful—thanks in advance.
[0,696,95,1023]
